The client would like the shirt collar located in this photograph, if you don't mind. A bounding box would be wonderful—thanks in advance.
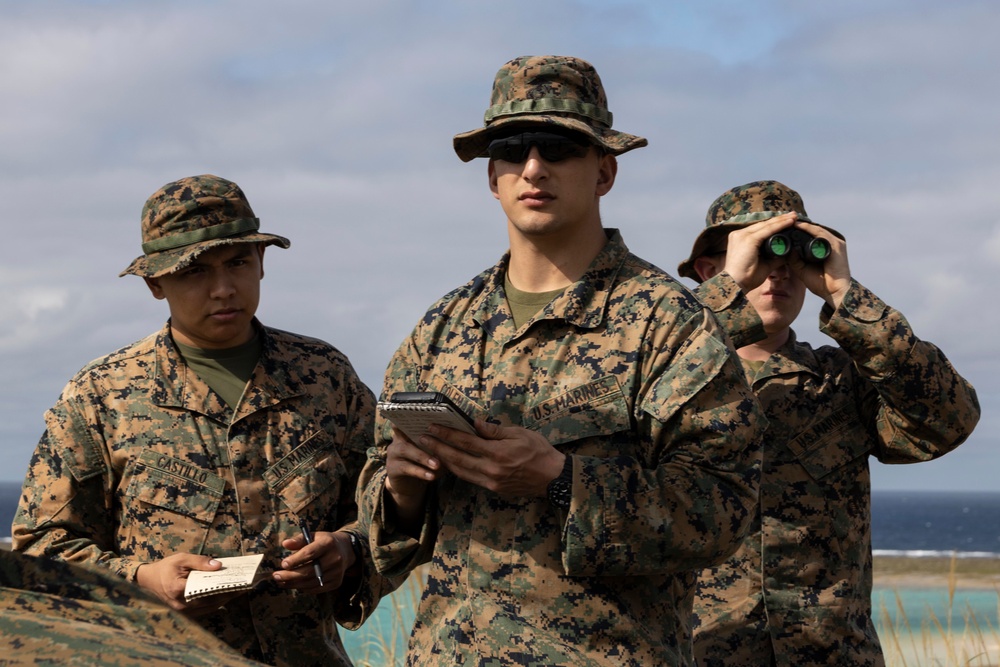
[469,228,630,341]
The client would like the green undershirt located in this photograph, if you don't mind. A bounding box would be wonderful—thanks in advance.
[504,273,565,330]
[174,334,263,409]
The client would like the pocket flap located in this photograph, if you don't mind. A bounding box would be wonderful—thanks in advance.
[125,450,225,523]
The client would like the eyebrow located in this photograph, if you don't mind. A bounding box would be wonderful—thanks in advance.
[187,246,255,267]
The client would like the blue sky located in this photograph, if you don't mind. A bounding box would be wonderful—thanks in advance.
[1,0,996,490]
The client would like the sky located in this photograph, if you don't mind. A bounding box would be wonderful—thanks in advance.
[1,0,996,491]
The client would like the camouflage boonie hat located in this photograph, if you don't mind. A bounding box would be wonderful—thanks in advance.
[452,55,648,162]
[677,180,844,282]
[120,174,290,278]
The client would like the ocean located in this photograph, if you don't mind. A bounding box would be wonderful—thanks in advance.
[871,490,1000,557]
[2,483,997,661]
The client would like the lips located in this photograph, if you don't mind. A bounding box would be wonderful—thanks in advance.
[519,189,554,204]
[209,308,241,321]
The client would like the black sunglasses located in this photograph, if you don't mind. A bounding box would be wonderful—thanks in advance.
[487,131,593,163]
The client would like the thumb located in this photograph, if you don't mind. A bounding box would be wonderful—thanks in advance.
[196,555,223,571]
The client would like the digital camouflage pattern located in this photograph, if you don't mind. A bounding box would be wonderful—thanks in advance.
[677,180,844,282]
[119,174,290,279]
[0,549,265,666]
[12,321,394,667]
[692,272,981,666]
[452,55,648,161]
[356,230,766,666]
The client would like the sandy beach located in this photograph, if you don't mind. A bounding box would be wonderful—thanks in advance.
[875,555,1000,590]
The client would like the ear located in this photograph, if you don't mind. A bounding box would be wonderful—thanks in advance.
[595,153,617,197]
[257,244,266,280]
[144,277,166,300]
[693,256,723,282]
[488,159,500,200]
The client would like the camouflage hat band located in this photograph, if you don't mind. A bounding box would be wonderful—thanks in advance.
[715,210,813,228]
[484,97,613,128]
[141,217,260,254]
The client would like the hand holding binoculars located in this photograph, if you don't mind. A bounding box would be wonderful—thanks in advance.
[760,228,831,263]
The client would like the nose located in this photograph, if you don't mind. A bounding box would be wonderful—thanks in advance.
[521,146,549,181]
[208,270,237,299]
[767,261,791,280]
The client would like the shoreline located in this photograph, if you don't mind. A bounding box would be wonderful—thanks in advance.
[874,555,1000,591]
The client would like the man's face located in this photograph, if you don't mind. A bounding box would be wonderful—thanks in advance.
[145,243,264,349]
[743,259,807,335]
[487,130,616,239]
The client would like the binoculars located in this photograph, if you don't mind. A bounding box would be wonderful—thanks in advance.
[761,228,831,263]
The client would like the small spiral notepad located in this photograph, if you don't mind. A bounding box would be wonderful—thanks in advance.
[184,554,266,602]
[377,399,478,444]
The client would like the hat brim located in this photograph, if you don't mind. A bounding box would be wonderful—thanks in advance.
[453,115,647,162]
[119,233,290,278]
[677,216,844,283]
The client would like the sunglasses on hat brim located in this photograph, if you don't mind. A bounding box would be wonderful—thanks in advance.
[486,131,593,163]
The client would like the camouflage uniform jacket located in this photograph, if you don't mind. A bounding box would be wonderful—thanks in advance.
[0,549,266,666]
[692,273,980,667]
[12,320,390,667]
[357,230,766,667]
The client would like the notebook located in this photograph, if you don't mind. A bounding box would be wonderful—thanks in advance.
[183,554,267,602]
[377,392,477,444]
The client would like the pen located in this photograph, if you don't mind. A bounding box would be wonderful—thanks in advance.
[299,520,324,587]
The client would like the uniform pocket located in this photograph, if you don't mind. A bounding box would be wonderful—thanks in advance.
[525,375,631,450]
[786,408,871,481]
[120,450,225,557]
[265,430,348,518]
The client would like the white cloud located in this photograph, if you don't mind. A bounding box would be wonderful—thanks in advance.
[0,284,69,348]
[1,0,997,491]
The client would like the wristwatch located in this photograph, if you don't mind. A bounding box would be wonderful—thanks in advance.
[346,531,364,573]
[546,455,573,510]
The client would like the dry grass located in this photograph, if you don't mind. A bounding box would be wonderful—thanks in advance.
[348,564,429,667]
[877,553,1000,666]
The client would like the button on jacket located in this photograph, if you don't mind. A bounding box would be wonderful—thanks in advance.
[358,231,766,667]
[13,321,391,667]
[692,273,980,667]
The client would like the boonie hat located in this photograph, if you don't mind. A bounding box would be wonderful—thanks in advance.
[453,55,647,162]
[120,174,289,278]
[677,180,844,282]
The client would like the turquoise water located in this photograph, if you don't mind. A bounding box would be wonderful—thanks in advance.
[873,586,1000,636]
[341,575,422,667]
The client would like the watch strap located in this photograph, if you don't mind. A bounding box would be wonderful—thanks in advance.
[546,454,573,510]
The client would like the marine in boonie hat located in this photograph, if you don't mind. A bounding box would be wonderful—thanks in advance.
[452,55,648,162]
[119,174,290,278]
[677,180,845,282]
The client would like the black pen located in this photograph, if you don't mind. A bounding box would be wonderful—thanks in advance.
[299,520,324,587]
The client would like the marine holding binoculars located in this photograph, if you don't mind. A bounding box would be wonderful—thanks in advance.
[676,180,980,666]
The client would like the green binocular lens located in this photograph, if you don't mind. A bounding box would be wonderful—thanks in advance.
[762,229,831,263]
